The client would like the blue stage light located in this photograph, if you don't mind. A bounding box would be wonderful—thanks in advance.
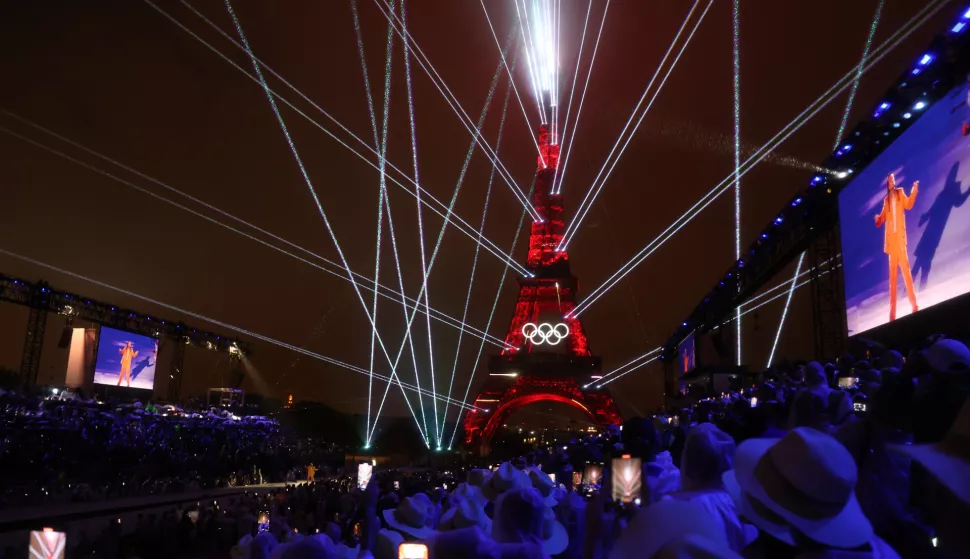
[774,216,784,225]
[761,233,768,239]
[792,197,803,206]
[893,122,901,128]
[903,112,912,119]
[952,22,966,33]
[919,53,934,66]
[964,7,970,18]
[914,101,927,110]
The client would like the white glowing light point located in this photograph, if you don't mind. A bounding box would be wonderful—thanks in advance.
[522,322,570,345]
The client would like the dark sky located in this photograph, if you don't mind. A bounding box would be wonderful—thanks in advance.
[0,0,958,426]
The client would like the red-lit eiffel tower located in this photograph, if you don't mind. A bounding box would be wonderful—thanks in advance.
[462,122,622,451]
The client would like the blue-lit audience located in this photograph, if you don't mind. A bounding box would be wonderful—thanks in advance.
[3,335,969,559]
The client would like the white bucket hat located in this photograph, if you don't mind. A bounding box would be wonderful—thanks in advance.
[528,469,559,507]
[492,488,568,556]
[891,396,970,505]
[483,462,530,502]
[451,482,488,508]
[466,468,493,488]
[724,427,873,549]
[610,500,741,559]
[382,495,437,539]
[439,498,492,532]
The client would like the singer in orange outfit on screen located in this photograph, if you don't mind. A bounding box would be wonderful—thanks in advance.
[874,173,919,321]
[117,341,139,387]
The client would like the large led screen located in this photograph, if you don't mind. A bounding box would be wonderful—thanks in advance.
[840,85,970,335]
[678,332,696,375]
[93,326,158,390]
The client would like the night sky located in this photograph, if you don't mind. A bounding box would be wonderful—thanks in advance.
[0,1,957,426]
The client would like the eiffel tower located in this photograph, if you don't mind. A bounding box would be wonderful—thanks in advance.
[462,123,622,452]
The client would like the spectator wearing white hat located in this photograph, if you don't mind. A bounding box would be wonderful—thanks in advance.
[723,427,900,558]
[483,463,531,502]
[492,488,568,557]
[667,423,756,552]
[382,495,436,540]
[891,396,970,558]
[610,500,743,559]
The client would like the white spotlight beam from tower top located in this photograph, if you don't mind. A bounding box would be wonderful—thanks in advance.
[0,114,509,354]
[149,0,531,278]
[480,0,546,166]
[567,0,949,319]
[370,0,542,221]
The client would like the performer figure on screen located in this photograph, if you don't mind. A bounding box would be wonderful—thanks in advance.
[874,173,919,321]
[117,341,139,387]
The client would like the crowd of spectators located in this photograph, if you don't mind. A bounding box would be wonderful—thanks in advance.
[3,334,969,559]
[0,393,343,509]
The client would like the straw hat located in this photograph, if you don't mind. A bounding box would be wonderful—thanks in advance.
[724,427,872,548]
[382,495,436,539]
[891,396,970,505]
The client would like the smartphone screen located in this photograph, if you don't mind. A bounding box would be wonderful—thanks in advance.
[398,542,429,559]
[257,511,270,532]
[393,480,400,490]
[353,522,361,539]
[750,397,758,408]
[583,463,603,487]
[571,471,582,489]
[548,472,556,484]
[30,529,66,559]
[358,463,373,490]
[611,456,642,504]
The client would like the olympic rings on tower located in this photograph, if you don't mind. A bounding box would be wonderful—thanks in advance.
[521,322,570,346]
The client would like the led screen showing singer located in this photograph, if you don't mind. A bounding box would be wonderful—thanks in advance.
[839,84,970,335]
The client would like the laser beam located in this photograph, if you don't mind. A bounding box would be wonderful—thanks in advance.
[0,247,483,412]
[598,355,661,388]
[156,0,531,277]
[767,252,805,368]
[733,0,742,367]
[835,0,885,148]
[559,0,710,249]
[447,176,536,449]
[568,0,948,318]
[442,55,515,444]
[554,0,609,195]
[0,114,506,351]
[480,0,545,165]
[586,346,661,388]
[371,0,541,221]
[226,0,430,440]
